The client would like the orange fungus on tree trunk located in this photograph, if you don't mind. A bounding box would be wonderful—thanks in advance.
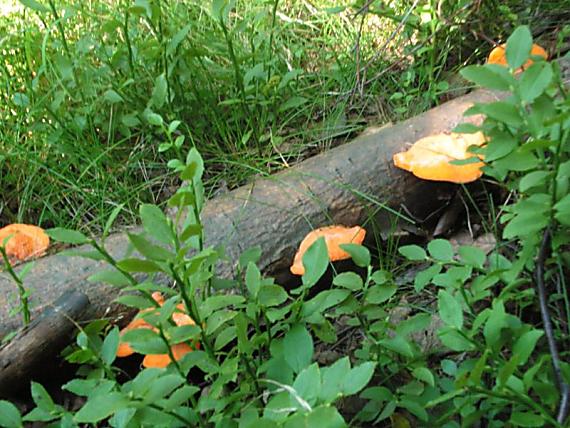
[291,225,366,276]
[393,132,487,184]
[0,224,49,262]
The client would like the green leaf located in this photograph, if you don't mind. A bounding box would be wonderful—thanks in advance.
[143,374,185,403]
[438,327,474,352]
[283,324,313,373]
[46,228,89,244]
[493,149,538,172]
[498,354,519,387]
[163,385,200,410]
[343,362,376,395]
[245,262,261,298]
[103,204,124,239]
[127,233,173,261]
[283,406,345,428]
[365,283,397,304]
[114,294,154,310]
[19,0,50,13]
[438,290,463,329]
[427,239,454,261]
[398,245,427,261]
[503,209,549,239]
[184,148,205,183]
[122,328,169,354]
[74,392,130,423]
[239,246,262,269]
[520,171,550,192]
[31,382,55,412]
[151,73,168,108]
[167,190,194,208]
[101,327,119,366]
[378,335,414,358]
[292,363,321,407]
[480,101,523,127]
[139,204,174,245]
[506,26,533,70]
[88,269,132,287]
[509,411,544,427]
[513,329,544,365]
[211,0,229,21]
[258,284,288,307]
[458,246,486,268]
[214,326,236,350]
[0,400,22,428]
[301,237,329,288]
[453,123,481,134]
[302,289,350,320]
[399,397,428,422]
[554,194,570,226]
[414,264,441,292]
[483,300,509,349]
[520,62,553,103]
[103,89,124,104]
[340,243,370,267]
[205,310,237,334]
[412,367,435,387]
[484,133,517,162]
[333,272,363,290]
[460,65,512,90]
[168,324,200,344]
[320,357,351,402]
[117,258,162,273]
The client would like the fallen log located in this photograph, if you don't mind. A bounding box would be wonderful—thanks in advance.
[0,290,90,397]
[0,68,555,394]
[1,89,498,339]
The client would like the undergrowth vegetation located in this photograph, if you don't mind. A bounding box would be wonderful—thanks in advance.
[1,26,570,426]
[1,0,566,231]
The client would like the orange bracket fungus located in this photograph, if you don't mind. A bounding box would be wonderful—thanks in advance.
[487,43,548,71]
[291,225,366,276]
[117,292,199,368]
[393,132,487,184]
[0,224,49,263]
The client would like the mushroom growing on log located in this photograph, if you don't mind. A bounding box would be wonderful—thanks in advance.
[0,56,567,394]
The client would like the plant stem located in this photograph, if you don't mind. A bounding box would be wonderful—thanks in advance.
[0,248,30,325]
[535,229,570,424]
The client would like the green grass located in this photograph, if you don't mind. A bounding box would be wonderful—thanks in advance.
[0,0,567,232]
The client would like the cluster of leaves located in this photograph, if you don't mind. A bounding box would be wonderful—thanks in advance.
[1,24,569,428]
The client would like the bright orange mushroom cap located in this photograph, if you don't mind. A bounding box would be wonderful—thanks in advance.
[0,224,49,262]
[142,342,194,368]
[291,225,366,276]
[487,43,548,71]
[116,292,199,364]
[393,132,486,184]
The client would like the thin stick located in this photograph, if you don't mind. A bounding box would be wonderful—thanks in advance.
[535,228,570,423]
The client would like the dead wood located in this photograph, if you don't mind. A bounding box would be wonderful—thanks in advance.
[0,55,567,391]
[0,290,90,397]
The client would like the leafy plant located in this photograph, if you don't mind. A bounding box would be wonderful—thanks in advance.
[2,23,570,428]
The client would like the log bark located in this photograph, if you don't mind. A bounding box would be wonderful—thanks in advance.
[0,87,500,340]
[2,57,567,391]
[0,290,90,397]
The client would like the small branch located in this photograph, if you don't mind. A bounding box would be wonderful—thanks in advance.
[535,228,570,424]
